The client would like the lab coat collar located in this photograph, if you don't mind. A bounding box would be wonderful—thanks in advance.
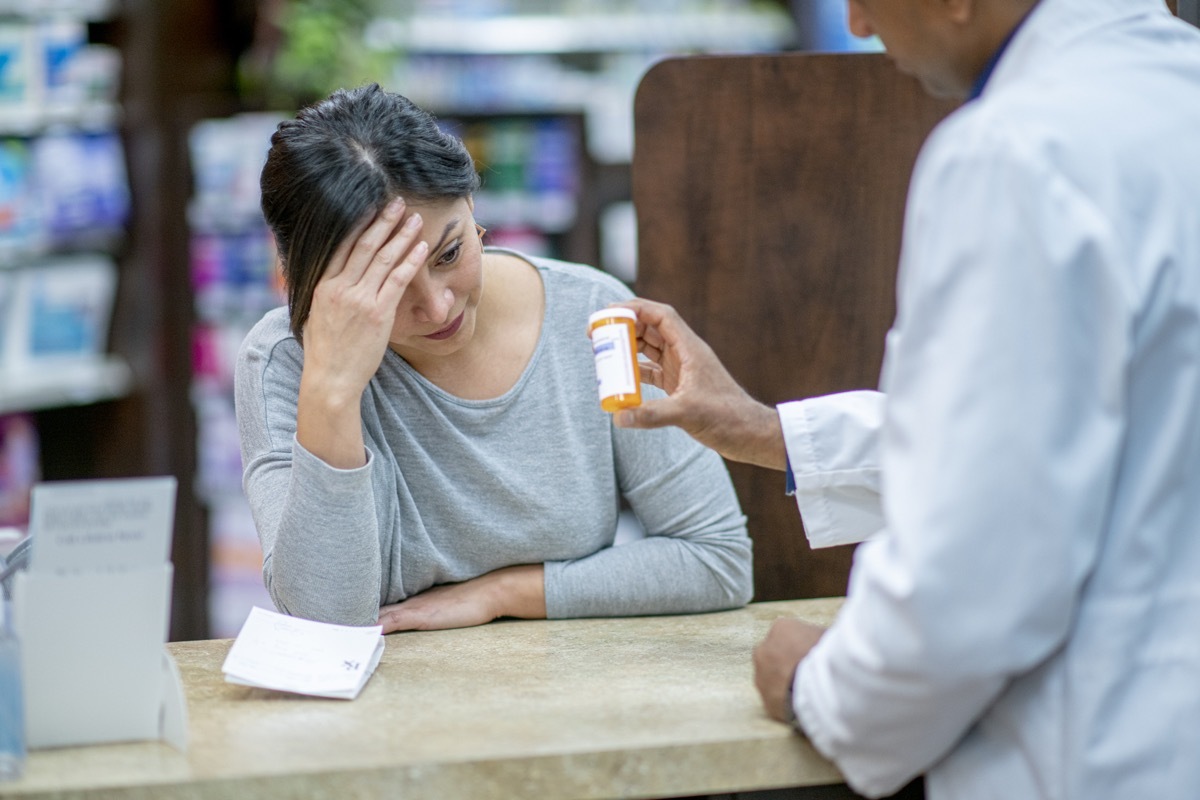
[983,0,1171,98]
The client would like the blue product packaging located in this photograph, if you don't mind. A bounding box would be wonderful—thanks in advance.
[0,139,39,254]
[527,117,580,195]
[23,256,117,360]
[0,270,10,359]
[31,132,91,240]
[31,132,129,244]
[0,25,33,110]
[40,19,86,110]
[0,592,25,782]
[87,133,131,231]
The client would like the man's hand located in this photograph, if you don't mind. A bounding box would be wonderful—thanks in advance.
[753,618,827,724]
[611,298,788,471]
[378,564,546,633]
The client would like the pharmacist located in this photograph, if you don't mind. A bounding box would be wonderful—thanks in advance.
[615,0,1200,798]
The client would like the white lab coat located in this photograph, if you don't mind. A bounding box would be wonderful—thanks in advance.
[780,1,1200,798]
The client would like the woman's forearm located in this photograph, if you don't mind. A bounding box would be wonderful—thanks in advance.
[296,369,368,469]
[486,563,547,619]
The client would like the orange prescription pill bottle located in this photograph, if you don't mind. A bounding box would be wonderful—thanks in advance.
[587,307,642,413]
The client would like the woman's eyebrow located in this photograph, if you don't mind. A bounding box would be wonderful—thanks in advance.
[429,217,462,254]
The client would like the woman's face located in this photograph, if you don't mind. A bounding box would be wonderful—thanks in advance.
[386,196,484,362]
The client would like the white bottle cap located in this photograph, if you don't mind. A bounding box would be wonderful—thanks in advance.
[587,307,637,327]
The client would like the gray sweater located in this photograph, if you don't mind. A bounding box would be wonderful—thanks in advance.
[235,251,752,626]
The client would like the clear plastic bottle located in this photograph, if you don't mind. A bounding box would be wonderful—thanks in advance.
[0,590,25,782]
[588,307,643,413]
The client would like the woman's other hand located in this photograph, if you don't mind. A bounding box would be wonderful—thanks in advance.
[377,564,547,633]
[296,199,428,468]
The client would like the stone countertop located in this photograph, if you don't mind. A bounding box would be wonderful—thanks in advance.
[1,598,845,800]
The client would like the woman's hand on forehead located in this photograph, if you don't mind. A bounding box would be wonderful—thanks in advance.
[294,198,431,470]
[304,198,428,397]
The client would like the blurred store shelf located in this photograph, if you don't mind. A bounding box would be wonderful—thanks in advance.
[0,355,132,415]
[365,10,793,55]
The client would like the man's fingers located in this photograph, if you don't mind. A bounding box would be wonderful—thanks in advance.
[637,360,664,388]
[753,631,798,724]
[613,397,679,430]
[640,325,666,354]
[621,296,674,327]
[751,618,827,724]
[622,297,695,348]
[637,339,663,363]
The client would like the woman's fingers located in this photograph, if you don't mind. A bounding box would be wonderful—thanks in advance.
[377,240,428,311]
[318,199,430,321]
[377,580,497,632]
[321,216,369,282]
[362,210,425,295]
[337,198,408,285]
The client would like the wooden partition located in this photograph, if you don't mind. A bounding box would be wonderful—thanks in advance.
[632,53,957,600]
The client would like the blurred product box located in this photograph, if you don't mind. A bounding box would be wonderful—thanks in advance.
[32,131,129,245]
[0,1,114,18]
[2,254,116,371]
[0,139,43,258]
[1,131,129,258]
[0,270,10,360]
[0,18,119,132]
[188,114,284,232]
[40,18,86,111]
[0,25,36,112]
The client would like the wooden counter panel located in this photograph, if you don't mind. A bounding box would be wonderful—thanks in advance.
[633,53,956,600]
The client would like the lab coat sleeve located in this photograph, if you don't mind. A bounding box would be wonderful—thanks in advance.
[790,121,1130,797]
[778,391,886,549]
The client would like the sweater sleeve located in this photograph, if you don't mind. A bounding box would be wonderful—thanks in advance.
[234,324,387,627]
[543,393,753,618]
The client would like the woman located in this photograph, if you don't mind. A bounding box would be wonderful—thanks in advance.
[235,84,751,632]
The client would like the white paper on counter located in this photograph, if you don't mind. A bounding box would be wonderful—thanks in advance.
[222,606,385,700]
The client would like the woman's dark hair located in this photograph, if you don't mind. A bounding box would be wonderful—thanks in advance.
[261,83,481,338]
